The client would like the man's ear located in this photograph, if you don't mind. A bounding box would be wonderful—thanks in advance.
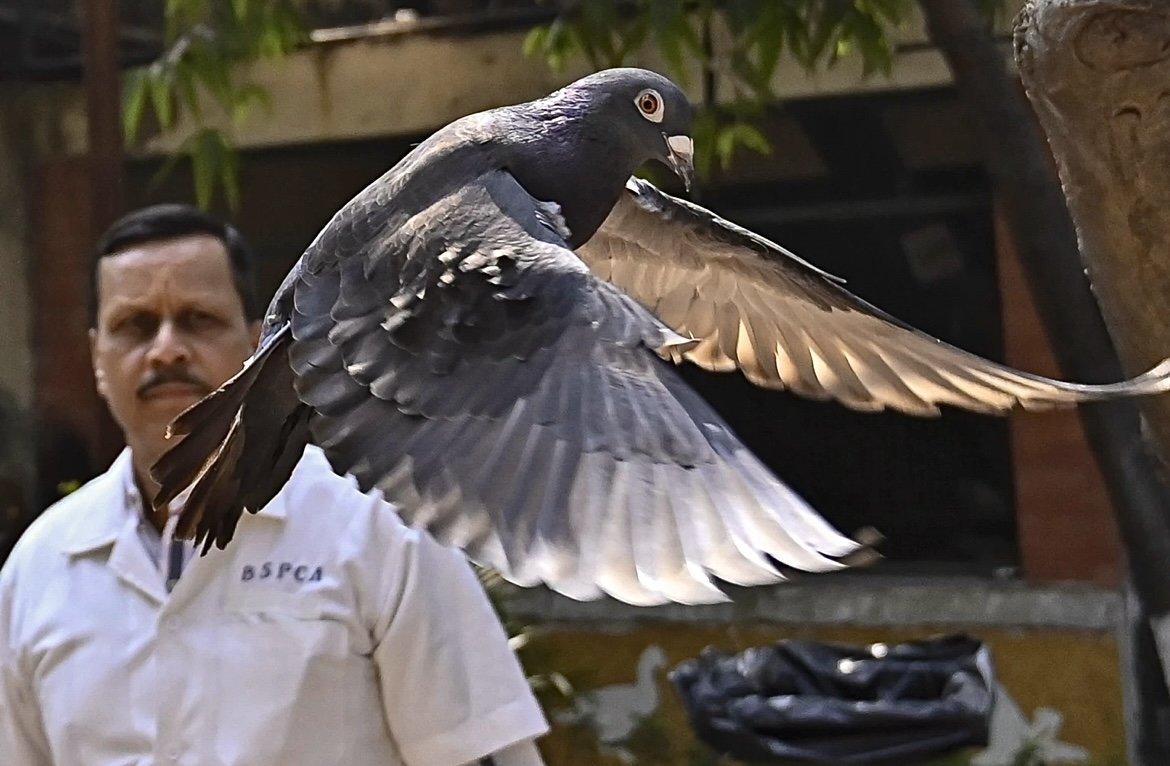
[248,320,262,350]
[89,328,107,400]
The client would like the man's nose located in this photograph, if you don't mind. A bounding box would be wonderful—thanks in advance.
[146,320,190,365]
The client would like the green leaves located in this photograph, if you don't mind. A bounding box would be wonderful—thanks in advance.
[121,0,307,211]
[122,68,150,144]
[523,19,581,72]
[692,103,771,177]
[190,128,240,210]
[649,0,706,83]
[524,0,966,175]
[127,0,1009,209]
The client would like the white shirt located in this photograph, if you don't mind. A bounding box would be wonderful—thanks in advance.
[0,447,548,766]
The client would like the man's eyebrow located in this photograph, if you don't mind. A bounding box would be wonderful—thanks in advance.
[112,293,232,311]
[102,301,149,318]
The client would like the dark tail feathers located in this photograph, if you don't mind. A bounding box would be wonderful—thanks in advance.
[151,324,310,552]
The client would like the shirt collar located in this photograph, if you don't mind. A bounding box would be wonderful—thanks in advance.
[61,447,289,557]
[61,448,135,556]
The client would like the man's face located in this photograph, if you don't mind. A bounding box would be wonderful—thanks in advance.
[90,234,259,469]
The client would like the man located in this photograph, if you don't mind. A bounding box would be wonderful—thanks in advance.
[0,204,548,765]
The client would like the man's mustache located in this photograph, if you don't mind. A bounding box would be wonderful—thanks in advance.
[136,368,212,399]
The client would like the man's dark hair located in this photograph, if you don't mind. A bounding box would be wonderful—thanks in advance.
[90,203,262,327]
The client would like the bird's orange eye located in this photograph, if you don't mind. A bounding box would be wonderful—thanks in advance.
[635,89,664,123]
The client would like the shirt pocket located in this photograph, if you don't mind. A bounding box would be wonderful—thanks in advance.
[211,592,356,765]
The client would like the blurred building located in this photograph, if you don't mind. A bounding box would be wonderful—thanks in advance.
[0,1,1153,763]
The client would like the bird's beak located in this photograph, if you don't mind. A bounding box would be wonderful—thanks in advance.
[665,134,694,192]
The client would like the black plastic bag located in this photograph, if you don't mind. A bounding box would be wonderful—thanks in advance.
[669,633,994,764]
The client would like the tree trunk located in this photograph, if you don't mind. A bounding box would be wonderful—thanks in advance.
[1015,0,1170,461]
[1012,0,1170,677]
[918,0,1170,689]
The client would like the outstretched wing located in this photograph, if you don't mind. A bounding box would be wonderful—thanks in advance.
[577,177,1170,416]
[288,168,870,605]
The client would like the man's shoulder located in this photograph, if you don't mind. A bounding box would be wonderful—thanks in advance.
[282,445,371,509]
[17,472,117,548]
[276,446,417,538]
[2,469,118,574]
[247,447,452,601]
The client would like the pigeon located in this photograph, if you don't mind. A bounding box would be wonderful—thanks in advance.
[153,67,1170,606]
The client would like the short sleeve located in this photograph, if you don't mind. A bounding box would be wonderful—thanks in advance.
[0,547,54,766]
[370,527,548,766]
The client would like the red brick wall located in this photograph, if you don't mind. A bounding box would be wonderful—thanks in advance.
[30,158,121,501]
[995,207,1122,585]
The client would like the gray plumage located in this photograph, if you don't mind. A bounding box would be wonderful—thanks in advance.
[154,68,1170,606]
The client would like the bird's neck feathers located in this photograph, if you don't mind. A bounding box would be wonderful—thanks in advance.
[504,102,642,248]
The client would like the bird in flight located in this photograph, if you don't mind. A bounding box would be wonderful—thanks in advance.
[154,68,1170,605]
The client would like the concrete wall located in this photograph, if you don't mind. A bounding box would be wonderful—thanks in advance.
[141,18,978,156]
[0,84,34,411]
[14,11,989,162]
[506,579,1129,764]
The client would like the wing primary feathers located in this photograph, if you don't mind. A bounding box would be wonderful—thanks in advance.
[578,179,1170,415]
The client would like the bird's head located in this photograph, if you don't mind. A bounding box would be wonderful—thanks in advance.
[556,68,695,191]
